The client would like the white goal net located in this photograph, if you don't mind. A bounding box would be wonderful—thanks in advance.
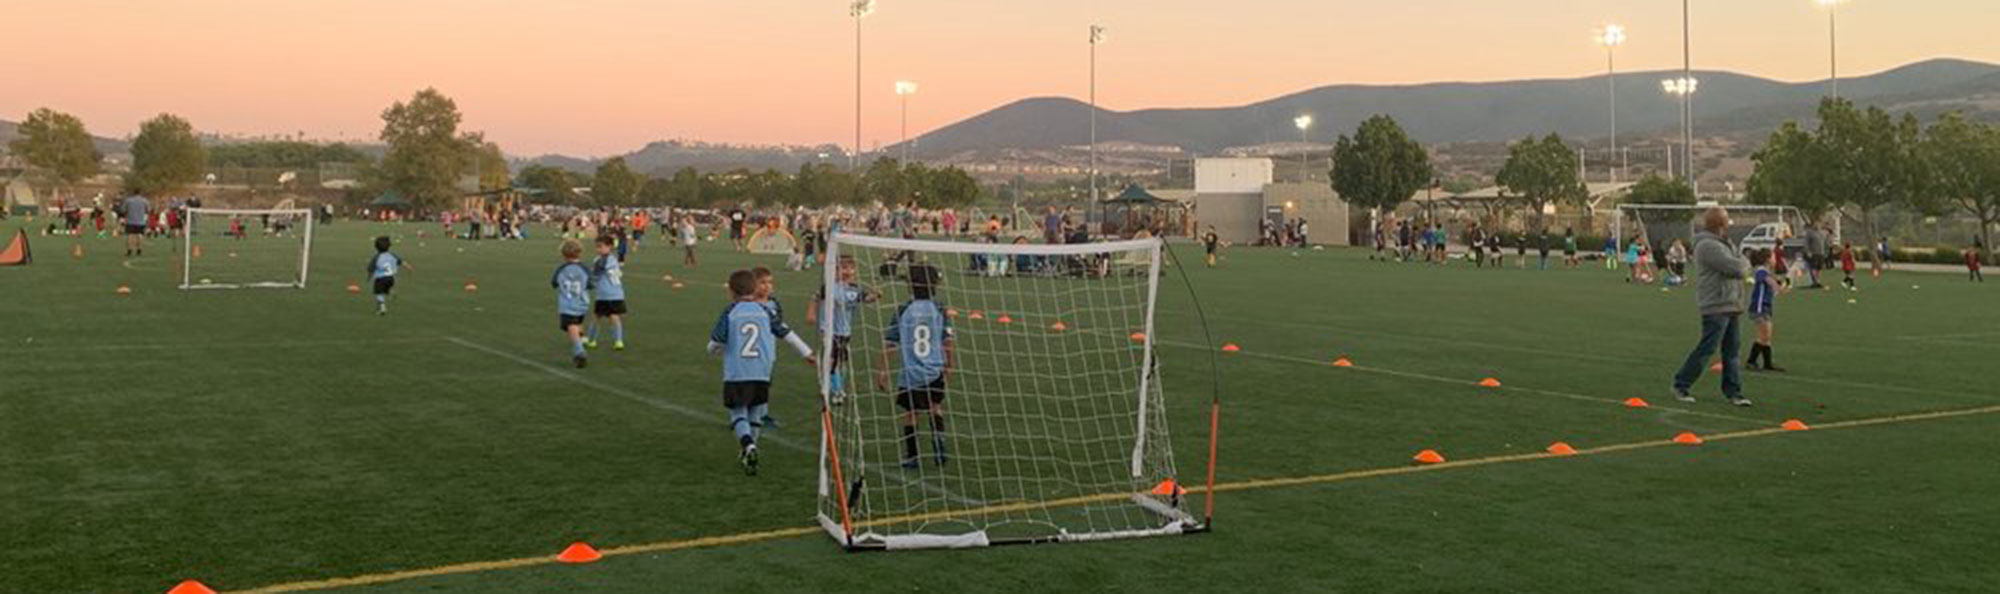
[814,233,1202,550]
[180,207,316,290]
[1617,204,1810,260]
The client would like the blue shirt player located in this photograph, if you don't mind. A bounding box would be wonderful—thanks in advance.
[809,255,876,404]
[709,269,816,475]
[878,263,953,468]
[552,239,593,368]
[366,235,407,315]
[1746,248,1786,372]
[586,235,630,351]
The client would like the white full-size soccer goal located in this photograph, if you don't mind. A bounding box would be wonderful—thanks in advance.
[180,207,316,290]
[1616,204,1812,257]
[815,233,1215,550]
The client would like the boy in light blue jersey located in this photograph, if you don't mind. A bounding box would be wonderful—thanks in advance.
[808,255,876,405]
[552,239,593,369]
[709,269,817,475]
[585,235,629,351]
[365,236,408,315]
[876,263,954,468]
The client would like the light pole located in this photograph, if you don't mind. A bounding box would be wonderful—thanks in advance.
[1818,0,1845,98]
[1089,24,1106,202]
[850,0,876,171]
[1293,115,1314,183]
[895,81,918,163]
[1598,24,1626,183]
[1662,77,1700,189]
[1680,0,1695,191]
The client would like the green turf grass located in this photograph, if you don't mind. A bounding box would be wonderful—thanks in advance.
[2,219,1995,592]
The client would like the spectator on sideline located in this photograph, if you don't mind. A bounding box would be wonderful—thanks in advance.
[1671,207,1755,407]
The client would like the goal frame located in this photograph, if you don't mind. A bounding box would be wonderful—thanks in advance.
[1613,203,1808,253]
[814,232,1215,550]
[180,207,316,290]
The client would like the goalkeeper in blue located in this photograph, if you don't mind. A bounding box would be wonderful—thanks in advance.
[710,269,817,476]
[552,239,593,369]
[876,263,954,469]
[585,235,629,351]
[808,255,877,406]
[365,236,408,316]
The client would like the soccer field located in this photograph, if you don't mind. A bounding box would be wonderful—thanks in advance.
[4,219,1997,593]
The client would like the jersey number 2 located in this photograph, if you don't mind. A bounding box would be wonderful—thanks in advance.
[739,323,763,358]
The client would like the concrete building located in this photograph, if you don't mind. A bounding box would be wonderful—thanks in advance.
[1189,158,1349,246]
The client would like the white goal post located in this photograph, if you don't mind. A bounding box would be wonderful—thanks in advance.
[180,207,316,290]
[1614,203,1810,255]
[814,232,1210,550]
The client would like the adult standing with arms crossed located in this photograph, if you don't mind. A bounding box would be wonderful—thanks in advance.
[1672,207,1755,407]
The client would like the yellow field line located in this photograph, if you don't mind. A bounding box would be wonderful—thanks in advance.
[228,402,2000,593]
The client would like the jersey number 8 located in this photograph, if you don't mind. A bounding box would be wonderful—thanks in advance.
[912,324,933,358]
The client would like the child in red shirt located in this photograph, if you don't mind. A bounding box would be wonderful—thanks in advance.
[1839,242,1858,291]
[1969,246,1985,283]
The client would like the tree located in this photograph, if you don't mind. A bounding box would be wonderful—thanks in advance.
[921,165,981,208]
[1816,98,1925,263]
[591,157,642,207]
[668,166,704,207]
[1330,115,1432,217]
[208,140,370,168]
[516,164,577,204]
[1747,121,1838,221]
[860,158,907,205]
[377,88,471,212]
[8,108,101,197]
[463,133,510,191]
[1496,134,1584,230]
[797,163,857,208]
[128,113,207,195]
[1921,112,2000,261]
[1624,175,1697,221]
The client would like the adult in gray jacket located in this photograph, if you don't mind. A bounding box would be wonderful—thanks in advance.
[1672,207,1755,407]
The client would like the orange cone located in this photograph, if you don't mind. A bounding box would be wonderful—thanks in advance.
[947,308,960,319]
[1149,479,1186,496]
[346,281,361,294]
[1546,442,1579,456]
[1220,343,1241,352]
[1049,321,1068,332]
[969,311,986,320]
[671,282,685,289]
[464,279,479,293]
[557,542,603,564]
[1332,357,1354,368]
[1781,419,1810,431]
[996,314,1014,324]
[166,580,216,594]
[1129,332,1147,342]
[191,245,203,259]
[72,243,84,259]
[1710,361,1723,373]
[1477,377,1502,388]
[1672,432,1704,445]
[1623,397,1650,408]
[1412,449,1445,464]
[116,285,132,295]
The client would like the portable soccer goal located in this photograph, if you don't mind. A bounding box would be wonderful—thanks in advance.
[1615,204,1810,257]
[815,233,1213,550]
[180,207,316,290]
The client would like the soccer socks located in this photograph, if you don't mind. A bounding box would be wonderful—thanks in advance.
[749,403,769,439]
[900,425,919,464]
[730,407,755,447]
[1746,344,1765,368]
[829,372,845,394]
[930,415,949,464]
[585,321,599,346]
[612,319,625,346]
[571,337,586,357]
[374,294,387,314]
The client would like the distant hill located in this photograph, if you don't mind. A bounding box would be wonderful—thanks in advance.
[899,58,2000,156]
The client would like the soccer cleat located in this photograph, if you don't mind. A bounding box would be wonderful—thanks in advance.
[1727,396,1754,407]
[1764,365,1788,373]
[933,437,949,466]
[573,355,588,369]
[1672,386,1696,403]
[829,392,847,406]
[761,415,780,429]
[900,456,920,469]
[741,444,760,476]
[613,341,626,351]
[583,339,599,350]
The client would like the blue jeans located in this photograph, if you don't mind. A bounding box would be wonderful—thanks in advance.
[1674,313,1743,399]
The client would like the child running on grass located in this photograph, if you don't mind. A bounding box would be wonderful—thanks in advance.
[1967,242,1985,283]
[709,269,816,475]
[366,236,407,316]
[552,239,593,368]
[585,235,629,351]
[1839,241,1859,291]
[1744,248,1788,372]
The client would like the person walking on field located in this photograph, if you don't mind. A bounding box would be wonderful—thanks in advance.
[1671,207,1755,407]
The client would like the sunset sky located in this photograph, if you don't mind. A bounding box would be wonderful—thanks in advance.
[4,0,1996,157]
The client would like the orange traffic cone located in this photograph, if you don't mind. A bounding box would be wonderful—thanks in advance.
[1220,343,1241,352]
[1149,479,1186,496]
[1673,432,1704,445]
[1477,377,1502,388]
[1413,449,1446,464]
[1049,321,1068,331]
[1710,361,1724,373]
[1129,332,1147,342]
[1623,397,1650,408]
[557,542,603,564]
[996,314,1014,324]
[1546,442,1579,456]
[1332,357,1354,368]
[166,580,216,594]
[969,311,986,320]
[116,285,132,295]
[1781,419,1810,431]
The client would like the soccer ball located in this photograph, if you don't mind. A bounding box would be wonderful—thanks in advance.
[200,278,213,285]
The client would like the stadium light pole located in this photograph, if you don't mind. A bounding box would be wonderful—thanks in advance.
[1662,77,1700,188]
[850,0,876,171]
[1598,24,1627,183]
[1293,115,1314,183]
[895,81,918,163]
[1680,0,1696,192]
[1818,0,1845,99]
[1090,24,1107,203]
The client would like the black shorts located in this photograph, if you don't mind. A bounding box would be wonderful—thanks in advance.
[372,277,395,295]
[594,300,627,316]
[896,376,948,411]
[559,314,586,331]
[723,380,772,408]
[831,335,852,369]
[126,224,147,235]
